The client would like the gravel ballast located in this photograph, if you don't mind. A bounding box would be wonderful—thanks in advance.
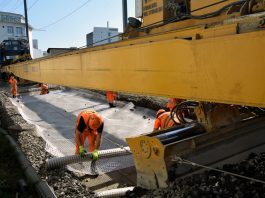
[0,91,94,197]
[2,88,265,198]
[126,152,265,198]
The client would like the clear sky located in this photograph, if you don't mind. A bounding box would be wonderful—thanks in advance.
[0,0,135,51]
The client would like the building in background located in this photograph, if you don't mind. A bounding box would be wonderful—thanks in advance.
[32,39,44,59]
[0,11,37,57]
[86,24,120,47]
[43,51,48,57]
[33,39,38,49]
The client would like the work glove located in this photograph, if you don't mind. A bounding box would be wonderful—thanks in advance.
[92,150,99,161]
[79,145,85,156]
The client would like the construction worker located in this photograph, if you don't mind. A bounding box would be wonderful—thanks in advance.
[8,74,17,98]
[75,110,104,160]
[153,109,180,131]
[166,98,184,111]
[39,83,49,95]
[106,91,117,108]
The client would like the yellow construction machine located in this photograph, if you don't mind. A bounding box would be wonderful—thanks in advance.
[8,0,265,189]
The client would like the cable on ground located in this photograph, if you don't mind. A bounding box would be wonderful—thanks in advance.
[172,156,265,185]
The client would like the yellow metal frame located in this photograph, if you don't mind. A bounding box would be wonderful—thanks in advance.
[10,28,265,108]
[126,135,168,188]
[127,117,265,189]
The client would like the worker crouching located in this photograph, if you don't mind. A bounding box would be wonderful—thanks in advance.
[8,74,17,98]
[39,83,49,95]
[153,109,180,131]
[75,110,104,161]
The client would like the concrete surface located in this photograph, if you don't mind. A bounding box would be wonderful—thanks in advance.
[1,84,155,175]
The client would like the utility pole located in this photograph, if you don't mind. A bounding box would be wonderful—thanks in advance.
[122,0,128,32]
[23,0,30,53]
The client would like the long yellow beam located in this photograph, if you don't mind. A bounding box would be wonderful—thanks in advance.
[10,30,265,108]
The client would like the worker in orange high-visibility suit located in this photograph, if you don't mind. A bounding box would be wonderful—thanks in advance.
[75,110,104,160]
[39,83,49,95]
[8,75,17,98]
[153,109,180,131]
[106,91,117,108]
[166,98,184,112]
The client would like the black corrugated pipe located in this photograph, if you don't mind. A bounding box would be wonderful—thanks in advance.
[0,128,56,198]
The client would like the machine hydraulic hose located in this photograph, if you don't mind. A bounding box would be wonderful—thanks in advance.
[46,147,131,170]
[156,123,204,145]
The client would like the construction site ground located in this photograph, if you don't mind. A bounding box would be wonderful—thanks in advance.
[1,81,265,198]
[0,81,168,196]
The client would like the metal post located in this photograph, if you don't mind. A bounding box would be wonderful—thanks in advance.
[23,0,30,54]
[122,0,128,32]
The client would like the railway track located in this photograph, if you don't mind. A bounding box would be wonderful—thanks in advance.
[1,84,265,197]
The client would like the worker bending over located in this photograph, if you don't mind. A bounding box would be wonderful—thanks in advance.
[153,109,180,131]
[8,74,17,98]
[39,83,49,95]
[106,91,117,108]
[75,110,104,160]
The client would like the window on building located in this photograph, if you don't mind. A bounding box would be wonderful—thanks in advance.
[7,26,14,34]
[16,27,23,35]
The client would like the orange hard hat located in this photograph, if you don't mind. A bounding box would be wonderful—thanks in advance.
[88,113,103,130]
[156,109,166,118]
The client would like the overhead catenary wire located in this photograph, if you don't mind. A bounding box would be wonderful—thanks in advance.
[28,0,40,11]
[41,0,247,57]
[12,0,23,12]
[31,0,245,52]
[173,156,265,185]
[1,0,14,10]
[38,0,91,30]
[79,0,247,49]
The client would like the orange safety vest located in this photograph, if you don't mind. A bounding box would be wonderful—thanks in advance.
[9,78,17,87]
[75,110,103,153]
[41,84,48,95]
[75,110,103,135]
[153,112,179,130]
[106,91,116,103]
[8,78,17,96]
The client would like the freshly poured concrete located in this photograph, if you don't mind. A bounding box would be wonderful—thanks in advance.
[9,88,155,174]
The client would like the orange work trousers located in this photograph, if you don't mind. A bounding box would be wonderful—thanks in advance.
[75,131,96,154]
[11,87,17,97]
